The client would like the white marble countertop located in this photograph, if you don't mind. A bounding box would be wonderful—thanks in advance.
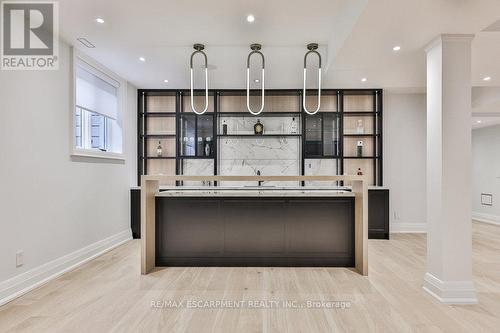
[155,186,355,197]
[132,185,388,191]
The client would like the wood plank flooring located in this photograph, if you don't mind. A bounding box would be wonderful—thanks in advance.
[1,221,499,332]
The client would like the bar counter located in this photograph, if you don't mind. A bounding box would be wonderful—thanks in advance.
[141,176,368,275]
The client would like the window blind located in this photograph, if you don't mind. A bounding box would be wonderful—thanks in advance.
[75,61,119,120]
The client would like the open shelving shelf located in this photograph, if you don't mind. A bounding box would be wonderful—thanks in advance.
[138,89,383,186]
[141,134,176,138]
[140,156,176,160]
[343,156,380,159]
[218,112,302,117]
[217,134,301,137]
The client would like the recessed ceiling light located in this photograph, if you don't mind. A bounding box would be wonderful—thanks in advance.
[246,14,255,23]
[163,79,169,83]
[361,78,367,82]
[139,57,146,62]
[477,120,482,124]
[95,18,104,24]
[254,79,260,83]
[483,76,492,81]
[392,46,401,51]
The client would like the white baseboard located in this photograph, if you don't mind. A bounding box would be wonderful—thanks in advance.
[423,272,477,304]
[0,229,132,307]
[472,212,500,226]
[390,222,427,233]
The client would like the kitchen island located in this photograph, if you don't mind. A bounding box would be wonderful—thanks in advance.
[141,176,368,275]
[155,187,355,267]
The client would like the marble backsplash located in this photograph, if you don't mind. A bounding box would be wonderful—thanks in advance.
[219,132,300,186]
[181,159,214,186]
[219,136,299,160]
[218,159,300,187]
[304,159,339,186]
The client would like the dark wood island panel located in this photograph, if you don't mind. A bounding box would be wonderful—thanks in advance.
[155,197,355,267]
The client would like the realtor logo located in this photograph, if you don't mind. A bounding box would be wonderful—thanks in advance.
[1,1,59,70]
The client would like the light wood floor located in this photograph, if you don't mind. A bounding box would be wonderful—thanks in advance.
[1,221,499,333]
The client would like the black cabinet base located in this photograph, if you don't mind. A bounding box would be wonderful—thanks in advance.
[368,189,390,240]
[368,231,389,240]
[156,196,355,267]
[131,189,141,239]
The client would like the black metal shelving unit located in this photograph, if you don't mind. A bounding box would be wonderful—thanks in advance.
[137,89,383,187]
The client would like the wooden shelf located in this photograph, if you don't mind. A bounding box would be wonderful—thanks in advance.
[141,112,176,117]
[141,156,176,160]
[218,112,301,117]
[141,134,176,138]
[342,112,379,116]
[304,156,341,159]
[178,156,215,159]
[217,134,301,137]
[179,112,215,115]
[343,156,380,159]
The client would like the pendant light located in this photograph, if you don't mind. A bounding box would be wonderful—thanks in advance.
[303,43,322,115]
[189,43,209,114]
[246,43,265,115]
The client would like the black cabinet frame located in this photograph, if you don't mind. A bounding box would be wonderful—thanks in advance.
[137,89,383,187]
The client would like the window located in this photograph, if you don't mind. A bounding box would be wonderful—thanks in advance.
[73,50,123,158]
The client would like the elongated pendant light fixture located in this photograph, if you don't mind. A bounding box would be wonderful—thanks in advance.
[303,43,322,115]
[246,43,265,115]
[189,43,209,114]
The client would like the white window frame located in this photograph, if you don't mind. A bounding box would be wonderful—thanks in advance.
[71,48,126,160]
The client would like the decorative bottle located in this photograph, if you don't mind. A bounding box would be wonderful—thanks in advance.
[254,119,264,135]
[356,119,364,134]
[204,137,212,156]
[357,140,364,157]
[222,120,228,135]
[156,141,163,157]
[290,117,298,134]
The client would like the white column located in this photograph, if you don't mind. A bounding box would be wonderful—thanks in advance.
[424,34,477,304]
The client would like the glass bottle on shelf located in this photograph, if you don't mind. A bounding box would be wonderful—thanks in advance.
[357,140,364,157]
[254,119,264,135]
[204,137,212,156]
[222,120,228,135]
[197,137,204,155]
[356,119,364,134]
[156,141,162,157]
[290,117,298,134]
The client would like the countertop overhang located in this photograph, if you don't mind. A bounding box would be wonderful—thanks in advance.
[155,186,355,197]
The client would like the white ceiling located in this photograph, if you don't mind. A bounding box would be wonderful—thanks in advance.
[472,87,500,129]
[59,0,500,90]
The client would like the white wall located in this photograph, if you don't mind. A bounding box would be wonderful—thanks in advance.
[472,125,500,224]
[383,93,427,232]
[0,41,137,302]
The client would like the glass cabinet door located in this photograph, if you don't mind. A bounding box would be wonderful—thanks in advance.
[179,114,214,157]
[180,115,196,156]
[197,115,214,157]
[323,114,339,157]
[305,115,322,156]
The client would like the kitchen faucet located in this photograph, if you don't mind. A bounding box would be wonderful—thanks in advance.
[256,170,263,187]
